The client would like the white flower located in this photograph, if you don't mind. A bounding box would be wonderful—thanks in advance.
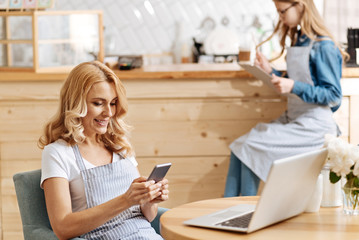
[327,137,348,159]
[348,144,359,161]
[329,155,353,177]
[324,134,359,178]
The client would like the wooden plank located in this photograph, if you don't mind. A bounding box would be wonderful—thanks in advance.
[0,99,285,122]
[0,66,358,82]
[0,100,285,148]
[2,212,22,232]
[0,40,33,44]
[131,120,270,157]
[5,15,11,69]
[0,119,276,156]
[1,160,41,179]
[342,69,359,78]
[0,101,57,121]
[0,78,284,101]
[0,141,42,161]
[32,9,39,72]
[2,232,23,240]
[0,81,62,101]
[0,101,58,142]
[127,99,286,122]
[1,194,19,215]
[123,78,284,99]
[0,72,67,82]
[115,64,253,80]
[97,12,104,62]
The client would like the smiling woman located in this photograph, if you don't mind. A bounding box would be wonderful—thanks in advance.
[37,61,169,240]
[38,61,131,153]
[82,81,118,138]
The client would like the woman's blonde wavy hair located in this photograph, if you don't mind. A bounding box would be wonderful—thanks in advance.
[257,0,349,61]
[38,61,133,157]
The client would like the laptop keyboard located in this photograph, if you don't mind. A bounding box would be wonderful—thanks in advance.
[216,212,254,228]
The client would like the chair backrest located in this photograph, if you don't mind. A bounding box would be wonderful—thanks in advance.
[13,169,167,239]
[13,169,84,240]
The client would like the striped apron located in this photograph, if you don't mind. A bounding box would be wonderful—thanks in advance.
[72,145,163,240]
[230,39,337,181]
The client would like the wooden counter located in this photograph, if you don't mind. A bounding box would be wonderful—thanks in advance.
[0,63,358,240]
[1,63,359,81]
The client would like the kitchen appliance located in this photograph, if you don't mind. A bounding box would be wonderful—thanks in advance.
[347,28,359,67]
[117,55,142,70]
[192,16,239,63]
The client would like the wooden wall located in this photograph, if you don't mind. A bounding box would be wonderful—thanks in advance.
[0,76,353,240]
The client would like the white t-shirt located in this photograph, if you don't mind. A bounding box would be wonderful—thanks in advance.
[40,139,138,212]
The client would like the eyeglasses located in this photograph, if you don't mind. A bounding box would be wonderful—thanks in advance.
[277,2,298,15]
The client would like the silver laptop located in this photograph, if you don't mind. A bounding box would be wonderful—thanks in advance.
[184,148,328,233]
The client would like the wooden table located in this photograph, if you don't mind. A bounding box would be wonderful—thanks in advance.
[160,196,359,240]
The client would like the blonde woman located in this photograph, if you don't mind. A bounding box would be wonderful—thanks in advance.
[39,61,168,240]
[225,0,347,197]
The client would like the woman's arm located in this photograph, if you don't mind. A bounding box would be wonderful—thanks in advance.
[291,40,342,111]
[255,51,286,78]
[43,176,162,240]
[140,178,169,222]
[137,167,169,222]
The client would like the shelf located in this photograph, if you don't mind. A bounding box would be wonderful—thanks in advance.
[0,10,104,72]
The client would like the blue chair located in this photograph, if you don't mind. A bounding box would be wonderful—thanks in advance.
[13,169,167,240]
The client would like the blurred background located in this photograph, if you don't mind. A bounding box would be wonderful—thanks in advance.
[52,0,328,65]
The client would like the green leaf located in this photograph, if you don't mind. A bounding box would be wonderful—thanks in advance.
[329,171,341,183]
[346,172,354,180]
[344,177,355,188]
[354,177,359,188]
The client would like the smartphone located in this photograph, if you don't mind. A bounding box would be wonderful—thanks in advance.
[147,163,172,183]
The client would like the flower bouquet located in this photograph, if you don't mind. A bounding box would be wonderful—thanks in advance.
[324,134,359,215]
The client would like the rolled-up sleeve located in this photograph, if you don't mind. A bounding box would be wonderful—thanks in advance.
[291,40,342,112]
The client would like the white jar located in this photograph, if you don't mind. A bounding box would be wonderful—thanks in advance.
[321,164,342,207]
[305,173,323,212]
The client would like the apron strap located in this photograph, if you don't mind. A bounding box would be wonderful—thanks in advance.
[308,38,315,49]
[72,145,87,172]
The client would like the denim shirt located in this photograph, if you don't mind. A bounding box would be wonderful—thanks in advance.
[272,34,343,112]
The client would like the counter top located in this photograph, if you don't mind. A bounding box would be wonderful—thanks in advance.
[114,63,251,79]
[0,63,359,81]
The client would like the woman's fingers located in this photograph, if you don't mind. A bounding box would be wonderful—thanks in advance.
[126,177,170,205]
[270,74,294,94]
[125,179,163,205]
[255,52,272,74]
[133,176,149,183]
[137,183,163,202]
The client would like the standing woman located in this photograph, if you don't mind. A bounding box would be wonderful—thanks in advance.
[225,0,348,197]
[39,61,168,239]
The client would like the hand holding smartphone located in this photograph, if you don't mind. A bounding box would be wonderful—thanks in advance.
[147,163,171,183]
